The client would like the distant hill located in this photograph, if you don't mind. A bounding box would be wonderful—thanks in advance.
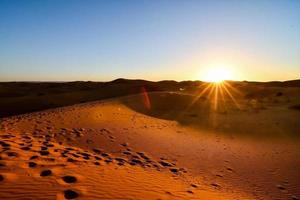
[0,79,299,118]
[240,79,300,87]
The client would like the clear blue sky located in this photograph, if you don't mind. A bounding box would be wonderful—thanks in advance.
[0,0,299,81]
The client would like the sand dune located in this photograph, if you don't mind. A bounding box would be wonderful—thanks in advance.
[1,92,300,199]
[1,131,220,200]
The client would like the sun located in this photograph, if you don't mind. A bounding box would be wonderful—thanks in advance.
[202,67,232,83]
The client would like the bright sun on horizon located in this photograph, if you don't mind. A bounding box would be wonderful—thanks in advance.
[202,66,233,83]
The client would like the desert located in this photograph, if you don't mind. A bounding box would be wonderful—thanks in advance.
[1,0,300,199]
[1,80,300,199]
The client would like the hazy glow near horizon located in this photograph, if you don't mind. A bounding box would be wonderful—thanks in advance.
[201,66,233,83]
[0,0,300,82]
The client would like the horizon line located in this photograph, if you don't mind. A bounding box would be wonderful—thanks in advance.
[0,78,300,84]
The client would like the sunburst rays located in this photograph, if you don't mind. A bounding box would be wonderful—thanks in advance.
[182,81,241,115]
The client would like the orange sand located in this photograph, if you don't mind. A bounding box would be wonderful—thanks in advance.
[1,96,299,199]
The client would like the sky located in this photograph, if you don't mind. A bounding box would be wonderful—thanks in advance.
[0,0,300,82]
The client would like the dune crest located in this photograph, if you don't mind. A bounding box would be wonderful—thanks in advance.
[1,96,300,199]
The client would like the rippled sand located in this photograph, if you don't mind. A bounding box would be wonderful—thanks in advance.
[0,95,299,199]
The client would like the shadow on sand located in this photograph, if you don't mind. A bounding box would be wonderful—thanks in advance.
[121,91,300,139]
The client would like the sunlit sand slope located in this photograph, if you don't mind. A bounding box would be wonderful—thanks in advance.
[1,92,299,199]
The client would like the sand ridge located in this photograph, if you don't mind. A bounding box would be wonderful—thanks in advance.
[0,96,300,199]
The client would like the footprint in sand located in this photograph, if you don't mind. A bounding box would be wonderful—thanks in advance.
[226,167,233,172]
[1,135,14,139]
[122,150,131,155]
[21,146,31,151]
[187,190,194,194]
[101,153,110,157]
[211,183,221,189]
[94,161,101,165]
[61,153,68,158]
[40,169,52,177]
[40,146,48,151]
[79,152,91,157]
[6,152,18,157]
[45,143,54,147]
[82,156,90,160]
[216,174,223,178]
[137,152,150,161]
[92,148,102,154]
[0,141,11,148]
[39,150,50,156]
[22,136,31,140]
[120,142,128,147]
[276,184,286,190]
[30,155,39,160]
[63,189,79,199]
[94,156,102,160]
[104,157,113,163]
[62,175,77,183]
[159,160,173,167]
[115,157,126,166]
[68,153,78,158]
[28,162,37,168]
[129,158,143,166]
[169,168,179,174]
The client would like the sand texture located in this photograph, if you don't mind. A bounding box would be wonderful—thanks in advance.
[1,91,300,199]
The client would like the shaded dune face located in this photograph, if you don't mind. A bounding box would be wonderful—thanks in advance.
[122,92,211,120]
[122,91,300,138]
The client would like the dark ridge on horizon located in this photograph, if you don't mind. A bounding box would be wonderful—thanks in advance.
[0,78,300,118]
[1,78,300,85]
